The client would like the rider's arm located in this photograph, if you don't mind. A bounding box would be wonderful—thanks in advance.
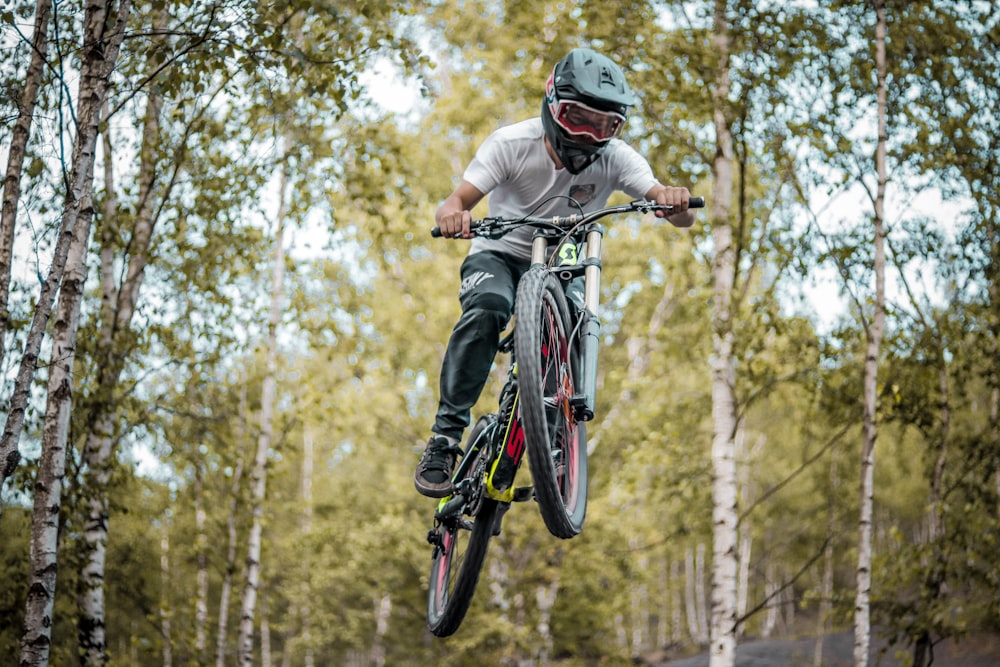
[646,184,696,228]
[436,181,487,238]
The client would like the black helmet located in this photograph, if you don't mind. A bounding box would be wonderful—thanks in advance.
[541,48,638,174]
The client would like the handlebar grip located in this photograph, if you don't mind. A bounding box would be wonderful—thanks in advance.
[431,227,443,238]
[689,196,705,208]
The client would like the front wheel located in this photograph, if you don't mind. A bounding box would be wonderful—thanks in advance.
[426,417,498,637]
[514,267,589,539]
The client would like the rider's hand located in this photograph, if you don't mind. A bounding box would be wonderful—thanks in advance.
[436,209,473,239]
[649,185,695,228]
[435,182,486,238]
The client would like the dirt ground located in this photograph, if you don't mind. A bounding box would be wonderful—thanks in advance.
[659,631,1000,667]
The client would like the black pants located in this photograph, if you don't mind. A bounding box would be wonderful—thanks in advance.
[433,250,530,441]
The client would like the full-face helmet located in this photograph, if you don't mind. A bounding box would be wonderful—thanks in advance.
[541,48,638,174]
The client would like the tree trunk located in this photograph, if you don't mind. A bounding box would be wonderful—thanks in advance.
[17,144,92,667]
[736,431,760,641]
[237,153,289,666]
[761,564,778,639]
[260,595,271,667]
[814,459,839,667]
[709,0,739,665]
[536,575,559,663]
[76,8,165,659]
[854,3,887,666]
[0,0,130,515]
[371,593,391,667]
[684,545,709,645]
[912,346,952,667]
[216,433,245,667]
[630,552,647,656]
[301,431,315,667]
[161,520,173,667]
[195,471,210,660]
[0,0,51,373]
[671,558,682,646]
[488,549,511,622]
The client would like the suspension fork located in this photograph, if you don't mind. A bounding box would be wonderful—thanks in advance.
[529,226,603,422]
[577,226,603,421]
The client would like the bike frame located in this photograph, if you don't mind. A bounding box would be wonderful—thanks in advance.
[436,344,526,515]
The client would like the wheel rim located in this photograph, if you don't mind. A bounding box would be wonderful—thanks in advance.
[539,291,580,512]
[430,528,456,615]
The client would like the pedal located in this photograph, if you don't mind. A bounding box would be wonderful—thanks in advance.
[512,486,534,503]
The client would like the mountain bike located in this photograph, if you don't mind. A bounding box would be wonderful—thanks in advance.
[424,196,705,637]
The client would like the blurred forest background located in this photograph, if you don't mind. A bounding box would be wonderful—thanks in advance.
[1,0,999,666]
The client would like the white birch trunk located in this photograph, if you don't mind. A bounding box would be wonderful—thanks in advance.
[513,591,526,639]
[854,3,887,666]
[614,614,628,652]
[536,575,559,663]
[736,528,751,639]
[671,559,683,645]
[17,133,90,666]
[488,547,511,620]
[684,546,707,645]
[814,459,839,667]
[0,0,51,373]
[658,556,669,649]
[371,593,391,667]
[631,566,647,655]
[708,1,739,665]
[237,153,289,666]
[695,543,710,643]
[301,431,315,667]
[195,471,209,658]
[216,434,245,667]
[161,521,173,667]
[77,13,163,657]
[761,563,778,639]
[260,596,271,667]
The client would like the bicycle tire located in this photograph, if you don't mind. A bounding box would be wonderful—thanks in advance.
[514,267,589,539]
[426,417,499,637]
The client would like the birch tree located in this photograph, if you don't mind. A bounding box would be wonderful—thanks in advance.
[0,0,51,373]
[236,140,288,666]
[853,3,887,664]
[706,1,738,663]
[17,133,93,667]
[216,406,246,667]
[75,10,166,659]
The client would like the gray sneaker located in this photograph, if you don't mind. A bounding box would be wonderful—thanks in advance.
[414,436,463,498]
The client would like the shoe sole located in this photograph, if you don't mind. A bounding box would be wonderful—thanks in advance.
[414,476,453,498]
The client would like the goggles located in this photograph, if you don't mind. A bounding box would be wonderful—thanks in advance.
[549,99,626,143]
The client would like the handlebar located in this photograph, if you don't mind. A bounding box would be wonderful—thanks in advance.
[431,197,705,238]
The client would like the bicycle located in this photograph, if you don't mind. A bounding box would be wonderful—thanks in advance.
[424,196,705,637]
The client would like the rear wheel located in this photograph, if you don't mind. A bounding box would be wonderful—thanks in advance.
[426,417,498,637]
[514,267,588,538]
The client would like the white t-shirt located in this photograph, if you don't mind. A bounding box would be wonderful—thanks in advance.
[463,118,659,259]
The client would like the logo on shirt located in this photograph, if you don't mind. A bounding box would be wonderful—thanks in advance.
[569,184,596,206]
